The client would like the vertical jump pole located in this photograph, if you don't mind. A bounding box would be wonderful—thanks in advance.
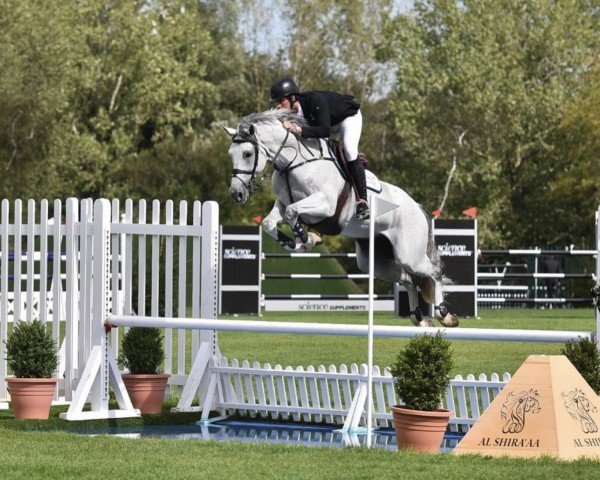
[174,200,221,412]
[596,204,600,338]
[366,196,400,447]
[366,195,376,447]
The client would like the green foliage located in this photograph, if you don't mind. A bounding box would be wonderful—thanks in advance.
[383,0,600,247]
[561,338,600,394]
[0,1,242,205]
[390,332,453,411]
[545,66,600,246]
[119,327,163,375]
[0,0,598,249]
[5,320,58,378]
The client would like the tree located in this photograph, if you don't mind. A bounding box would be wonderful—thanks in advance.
[543,65,600,246]
[0,1,245,210]
[382,0,599,247]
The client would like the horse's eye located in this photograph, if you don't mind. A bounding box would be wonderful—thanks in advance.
[244,152,252,158]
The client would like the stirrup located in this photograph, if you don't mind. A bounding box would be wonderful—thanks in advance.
[356,200,370,220]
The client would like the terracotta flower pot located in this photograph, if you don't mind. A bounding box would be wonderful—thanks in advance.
[391,405,452,453]
[6,378,58,419]
[122,374,170,414]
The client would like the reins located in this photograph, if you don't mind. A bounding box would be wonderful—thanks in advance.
[230,126,335,200]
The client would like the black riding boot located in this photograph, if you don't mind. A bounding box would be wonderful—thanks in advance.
[347,160,370,220]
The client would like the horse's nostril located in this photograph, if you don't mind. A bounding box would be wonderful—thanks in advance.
[230,190,244,203]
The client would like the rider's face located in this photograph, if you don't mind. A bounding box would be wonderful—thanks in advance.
[274,97,291,110]
[273,96,299,112]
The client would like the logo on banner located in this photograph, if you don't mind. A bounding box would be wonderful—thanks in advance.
[437,242,472,257]
[298,302,366,312]
[224,247,256,260]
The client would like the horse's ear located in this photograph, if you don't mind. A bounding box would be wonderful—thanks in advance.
[222,126,237,138]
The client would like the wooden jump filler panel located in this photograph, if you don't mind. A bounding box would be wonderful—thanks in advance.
[454,355,600,460]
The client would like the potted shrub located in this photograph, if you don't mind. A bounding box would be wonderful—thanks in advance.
[119,327,169,414]
[390,332,453,452]
[561,337,600,394]
[4,319,59,419]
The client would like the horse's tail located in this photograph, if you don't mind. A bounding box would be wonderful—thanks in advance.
[418,207,446,304]
[423,207,443,281]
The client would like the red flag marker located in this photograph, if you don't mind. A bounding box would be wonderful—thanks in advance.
[252,215,263,224]
[432,210,442,219]
[462,207,477,219]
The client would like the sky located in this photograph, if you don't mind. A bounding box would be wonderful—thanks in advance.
[240,0,414,55]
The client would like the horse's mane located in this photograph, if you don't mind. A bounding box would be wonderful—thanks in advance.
[238,109,307,135]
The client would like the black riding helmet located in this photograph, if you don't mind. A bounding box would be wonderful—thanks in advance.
[270,77,300,102]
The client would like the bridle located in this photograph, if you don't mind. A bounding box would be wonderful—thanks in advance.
[230,124,336,199]
[230,130,290,194]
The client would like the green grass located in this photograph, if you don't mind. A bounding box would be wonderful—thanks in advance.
[0,416,599,479]
[262,232,362,295]
[218,308,595,375]
[1,308,599,478]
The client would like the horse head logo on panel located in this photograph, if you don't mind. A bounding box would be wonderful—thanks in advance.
[500,389,541,434]
[562,389,598,434]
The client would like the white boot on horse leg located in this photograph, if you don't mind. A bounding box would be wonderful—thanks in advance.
[407,285,434,327]
[282,232,322,252]
[283,196,329,252]
[434,282,459,327]
[263,203,298,250]
[263,200,286,239]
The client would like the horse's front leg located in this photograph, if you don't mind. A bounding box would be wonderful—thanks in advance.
[262,199,297,250]
[263,199,318,251]
[284,192,331,249]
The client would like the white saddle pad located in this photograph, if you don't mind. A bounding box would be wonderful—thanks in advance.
[366,170,382,194]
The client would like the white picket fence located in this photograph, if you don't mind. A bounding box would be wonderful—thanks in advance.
[0,198,212,403]
[2,197,593,431]
[209,358,511,432]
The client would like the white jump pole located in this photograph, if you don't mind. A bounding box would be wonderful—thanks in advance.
[596,204,600,336]
[366,195,375,447]
[105,315,593,343]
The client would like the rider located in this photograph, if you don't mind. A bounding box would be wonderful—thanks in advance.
[270,77,370,220]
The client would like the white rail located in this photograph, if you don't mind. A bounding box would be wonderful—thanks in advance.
[108,315,593,343]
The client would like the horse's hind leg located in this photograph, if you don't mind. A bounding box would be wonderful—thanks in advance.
[355,237,435,327]
[406,282,434,327]
[422,277,459,327]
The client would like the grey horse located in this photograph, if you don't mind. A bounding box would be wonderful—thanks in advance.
[224,109,458,328]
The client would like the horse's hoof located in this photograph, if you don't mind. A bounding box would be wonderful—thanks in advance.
[418,318,435,328]
[439,313,459,328]
[308,232,323,246]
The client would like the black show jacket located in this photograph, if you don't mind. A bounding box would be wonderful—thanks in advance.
[297,91,360,139]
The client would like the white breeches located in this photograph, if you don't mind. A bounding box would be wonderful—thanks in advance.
[333,110,362,161]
